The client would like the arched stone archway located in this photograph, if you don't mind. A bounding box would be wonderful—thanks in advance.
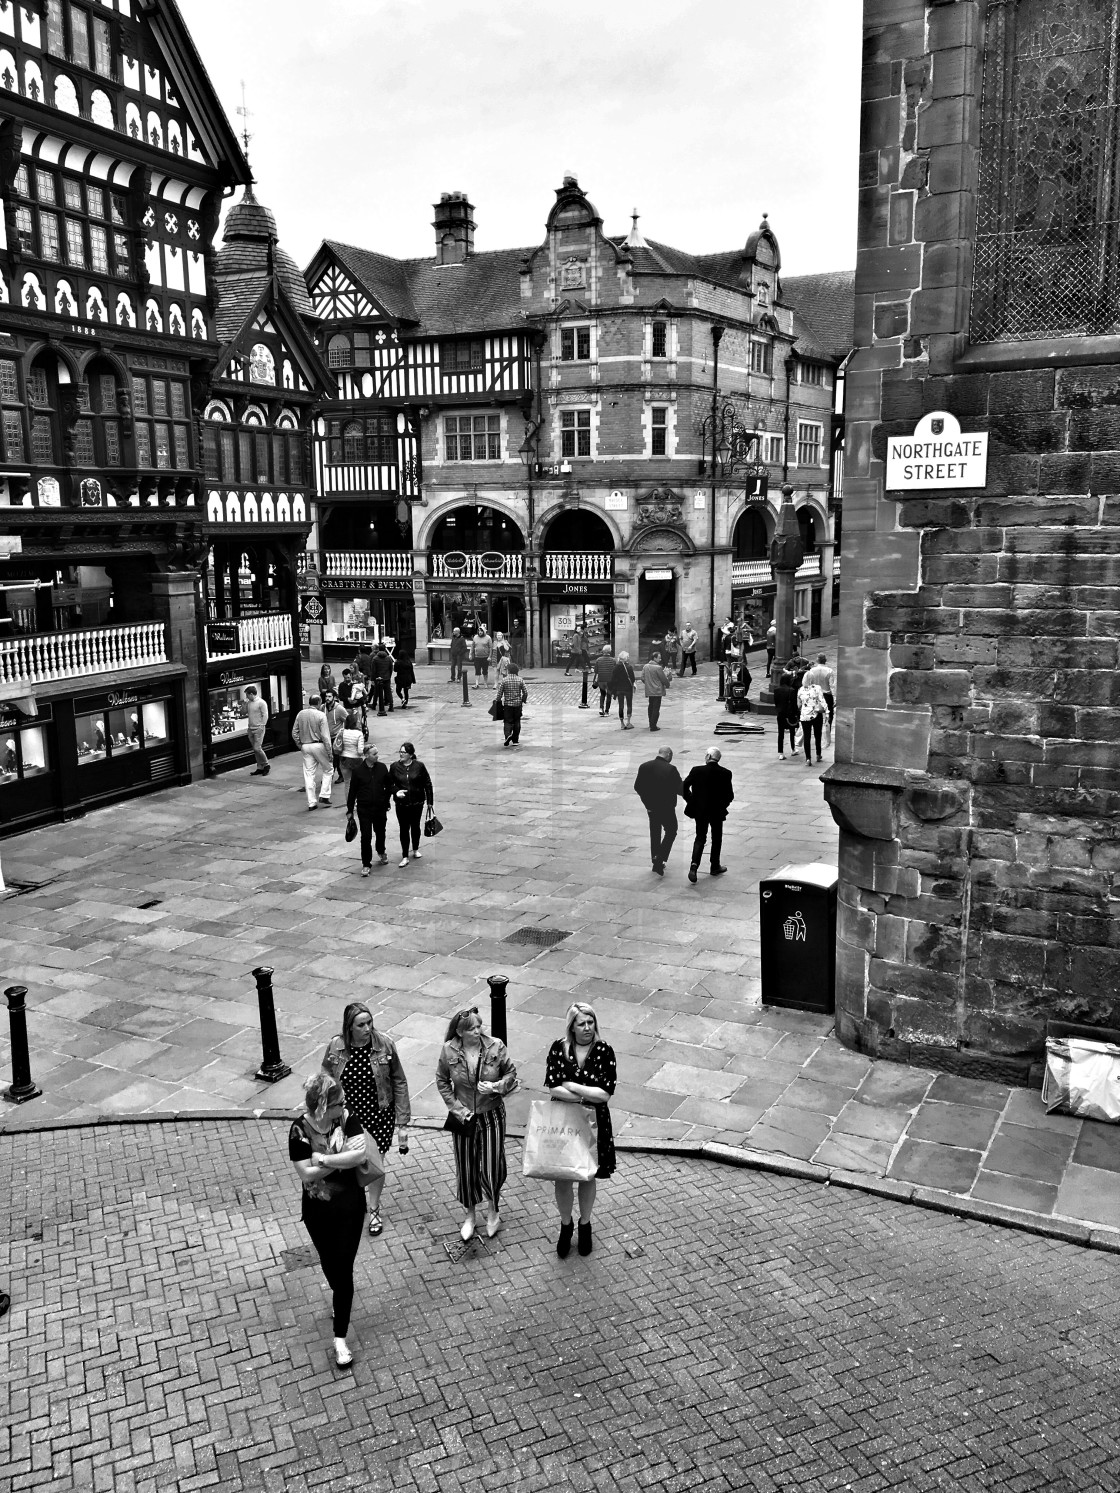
[427,502,526,553]
[733,506,772,559]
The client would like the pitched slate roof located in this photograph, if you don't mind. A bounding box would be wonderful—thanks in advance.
[215,186,313,342]
[325,241,534,334]
[780,271,856,360]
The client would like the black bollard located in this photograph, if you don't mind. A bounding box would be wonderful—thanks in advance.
[487,974,509,1044]
[252,966,291,1083]
[4,985,41,1103]
[578,669,590,709]
[717,662,726,702]
[461,671,471,707]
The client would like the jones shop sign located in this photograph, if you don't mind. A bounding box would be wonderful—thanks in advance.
[886,411,988,491]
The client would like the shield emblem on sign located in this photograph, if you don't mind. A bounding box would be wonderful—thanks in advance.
[931,418,944,435]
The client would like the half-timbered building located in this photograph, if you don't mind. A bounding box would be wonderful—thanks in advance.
[301,180,851,670]
[204,184,329,772]
[0,0,251,837]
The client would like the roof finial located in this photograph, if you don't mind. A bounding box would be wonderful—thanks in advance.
[236,79,253,165]
[625,207,647,249]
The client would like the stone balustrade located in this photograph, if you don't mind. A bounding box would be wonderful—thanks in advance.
[321,551,413,579]
[429,552,524,580]
[542,552,613,580]
[0,622,168,689]
[205,613,293,660]
[731,559,772,586]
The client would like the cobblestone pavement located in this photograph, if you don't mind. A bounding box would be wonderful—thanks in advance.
[2,1122,1118,1493]
[2,655,1119,1239]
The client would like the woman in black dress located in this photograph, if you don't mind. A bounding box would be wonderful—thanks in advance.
[322,1001,411,1236]
[288,1073,367,1368]
[544,1001,617,1258]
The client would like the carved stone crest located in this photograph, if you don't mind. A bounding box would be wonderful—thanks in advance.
[559,257,586,290]
[634,486,684,528]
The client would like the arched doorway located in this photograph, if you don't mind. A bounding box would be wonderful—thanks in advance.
[427,503,526,644]
[539,508,615,666]
[733,508,770,559]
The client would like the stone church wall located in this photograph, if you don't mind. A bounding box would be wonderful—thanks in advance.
[828,0,1120,1082]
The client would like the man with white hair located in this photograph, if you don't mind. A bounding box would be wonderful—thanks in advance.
[633,744,684,877]
[682,746,735,884]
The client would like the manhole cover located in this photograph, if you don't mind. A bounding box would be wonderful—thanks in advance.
[278,1245,316,1271]
[503,927,571,948]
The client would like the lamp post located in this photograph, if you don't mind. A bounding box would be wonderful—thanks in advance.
[769,483,805,689]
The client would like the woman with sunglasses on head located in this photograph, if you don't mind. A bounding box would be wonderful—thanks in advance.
[435,1006,519,1241]
[544,1002,617,1258]
[322,1001,411,1236]
[288,1072,367,1369]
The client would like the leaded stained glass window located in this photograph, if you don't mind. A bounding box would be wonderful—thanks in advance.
[972,0,1120,341]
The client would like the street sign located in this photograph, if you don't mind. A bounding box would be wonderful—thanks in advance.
[300,594,326,625]
[886,410,988,490]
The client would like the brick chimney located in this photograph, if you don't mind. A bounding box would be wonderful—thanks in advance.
[433,192,475,264]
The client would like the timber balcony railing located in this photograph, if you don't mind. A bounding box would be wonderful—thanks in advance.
[542,552,613,581]
[731,554,824,587]
[319,551,413,580]
[429,552,524,580]
[205,613,293,661]
[0,622,168,688]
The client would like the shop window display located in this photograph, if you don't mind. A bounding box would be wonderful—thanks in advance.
[142,700,169,746]
[548,601,611,666]
[76,710,108,762]
[107,707,142,752]
[0,724,49,783]
[208,683,261,738]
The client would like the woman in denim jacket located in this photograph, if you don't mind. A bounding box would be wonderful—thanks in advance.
[436,1007,518,1242]
[322,1002,411,1237]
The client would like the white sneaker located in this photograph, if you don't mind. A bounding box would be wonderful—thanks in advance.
[334,1338,353,1368]
[412,847,422,859]
[398,856,409,868]
[361,866,370,877]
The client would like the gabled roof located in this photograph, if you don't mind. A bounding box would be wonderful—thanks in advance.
[144,0,251,184]
[211,273,331,394]
[316,241,535,335]
[781,271,856,360]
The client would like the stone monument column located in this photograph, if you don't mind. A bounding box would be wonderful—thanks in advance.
[768,482,804,688]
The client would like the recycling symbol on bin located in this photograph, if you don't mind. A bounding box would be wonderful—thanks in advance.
[782,911,807,943]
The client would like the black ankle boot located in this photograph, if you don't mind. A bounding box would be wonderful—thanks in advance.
[557,1219,574,1258]
[577,1221,592,1256]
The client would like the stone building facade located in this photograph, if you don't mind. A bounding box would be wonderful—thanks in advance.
[300,179,850,669]
[826,0,1120,1080]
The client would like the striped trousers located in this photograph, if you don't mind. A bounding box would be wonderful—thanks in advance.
[452,1104,507,1209]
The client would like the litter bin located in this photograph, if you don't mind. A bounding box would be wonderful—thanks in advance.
[760,861,837,1013]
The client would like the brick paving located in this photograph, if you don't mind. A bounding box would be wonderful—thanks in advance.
[2,1121,1118,1493]
[1,655,1119,1240]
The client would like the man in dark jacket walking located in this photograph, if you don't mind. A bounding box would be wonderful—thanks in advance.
[634,745,685,876]
[682,747,734,883]
[346,742,393,875]
[371,644,394,716]
[449,627,468,682]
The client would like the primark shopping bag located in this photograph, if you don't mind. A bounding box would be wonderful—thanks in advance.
[521,1099,598,1182]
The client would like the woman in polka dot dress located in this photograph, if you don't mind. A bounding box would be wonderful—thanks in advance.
[322,1001,412,1237]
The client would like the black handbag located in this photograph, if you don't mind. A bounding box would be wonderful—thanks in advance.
[424,806,443,837]
[344,812,358,843]
[442,1110,477,1139]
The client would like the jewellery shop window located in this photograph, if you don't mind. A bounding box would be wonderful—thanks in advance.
[209,681,263,739]
[76,701,172,763]
[0,722,50,785]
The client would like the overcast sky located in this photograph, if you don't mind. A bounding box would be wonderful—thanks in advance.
[177,0,862,278]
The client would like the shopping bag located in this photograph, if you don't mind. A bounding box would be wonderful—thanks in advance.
[1042,1037,1120,1123]
[355,1129,386,1187]
[521,1098,598,1181]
